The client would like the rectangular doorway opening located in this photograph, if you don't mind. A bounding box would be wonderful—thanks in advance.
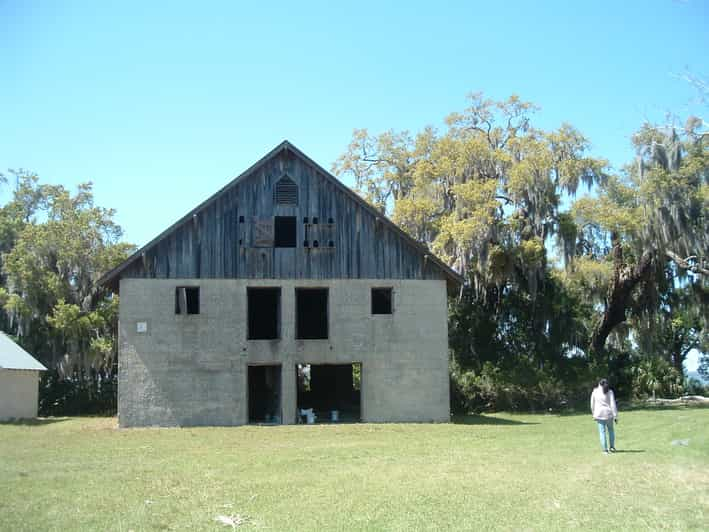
[248,365,282,424]
[296,363,361,423]
[296,288,328,339]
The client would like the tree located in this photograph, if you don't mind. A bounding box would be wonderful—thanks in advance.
[0,171,133,372]
[633,287,704,373]
[335,94,607,407]
[699,353,709,381]
[336,93,707,408]
[334,93,606,298]
[571,122,708,357]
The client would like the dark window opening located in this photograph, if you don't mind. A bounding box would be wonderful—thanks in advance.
[248,288,281,339]
[296,363,361,423]
[175,287,200,314]
[274,177,298,205]
[371,288,393,314]
[248,365,282,423]
[274,216,296,248]
[296,288,328,339]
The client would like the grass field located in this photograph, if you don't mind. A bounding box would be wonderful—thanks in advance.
[1,408,708,531]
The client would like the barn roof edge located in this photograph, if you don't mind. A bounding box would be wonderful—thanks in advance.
[97,140,464,288]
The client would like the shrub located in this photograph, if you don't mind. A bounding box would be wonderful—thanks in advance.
[684,377,708,396]
[631,357,684,399]
[450,361,586,413]
[39,367,117,416]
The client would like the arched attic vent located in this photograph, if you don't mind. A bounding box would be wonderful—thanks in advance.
[274,176,298,205]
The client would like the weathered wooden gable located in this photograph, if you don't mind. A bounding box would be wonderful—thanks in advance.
[101,142,462,289]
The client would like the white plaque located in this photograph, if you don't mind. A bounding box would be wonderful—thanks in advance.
[136,321,148,333]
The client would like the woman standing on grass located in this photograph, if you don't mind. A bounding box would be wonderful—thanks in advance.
[591,378,618,454]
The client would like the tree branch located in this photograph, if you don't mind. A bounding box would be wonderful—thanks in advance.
[590,246,655,356]
[666,250,709,276]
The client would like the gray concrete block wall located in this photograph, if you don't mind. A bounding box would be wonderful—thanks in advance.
[118,279,449,427]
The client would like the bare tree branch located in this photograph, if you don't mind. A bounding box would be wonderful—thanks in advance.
[666,250,709,276]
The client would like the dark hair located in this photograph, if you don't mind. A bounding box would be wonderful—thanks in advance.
[599,378,609,387]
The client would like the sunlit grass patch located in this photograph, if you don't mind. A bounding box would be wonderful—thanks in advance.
[1,408,707,530]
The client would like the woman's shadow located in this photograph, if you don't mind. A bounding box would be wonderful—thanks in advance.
[612,449,645,453]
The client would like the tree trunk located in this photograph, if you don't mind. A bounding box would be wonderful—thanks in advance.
[590,236,655,357]
[670,343,688,374]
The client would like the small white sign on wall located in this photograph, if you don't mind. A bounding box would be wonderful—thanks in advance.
[136,321,148,334]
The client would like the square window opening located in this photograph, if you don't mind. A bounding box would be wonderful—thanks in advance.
[248,288,281,340]
[274,216,296,248]
[371,288,393,314]
[296,288,328,339]
[175,287,200,314]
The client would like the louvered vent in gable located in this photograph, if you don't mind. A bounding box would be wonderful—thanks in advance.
[274,176,298,205]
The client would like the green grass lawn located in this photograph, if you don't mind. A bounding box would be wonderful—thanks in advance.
[1,408,708,531]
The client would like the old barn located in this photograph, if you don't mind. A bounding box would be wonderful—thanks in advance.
[100,141,462,427]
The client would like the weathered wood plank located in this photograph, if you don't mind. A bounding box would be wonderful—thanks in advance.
[119,150,448,282]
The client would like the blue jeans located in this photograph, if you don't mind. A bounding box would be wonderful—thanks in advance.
[596,419,615,451]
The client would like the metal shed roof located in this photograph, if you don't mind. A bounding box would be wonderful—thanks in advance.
[0,332,47,371]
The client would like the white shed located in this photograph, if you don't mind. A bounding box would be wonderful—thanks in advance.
[0,332,47,421]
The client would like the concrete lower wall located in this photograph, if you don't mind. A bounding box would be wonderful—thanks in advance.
[118,279,450,427]
[0,369,40,420]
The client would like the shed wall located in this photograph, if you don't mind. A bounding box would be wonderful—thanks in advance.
[0,369,40,420]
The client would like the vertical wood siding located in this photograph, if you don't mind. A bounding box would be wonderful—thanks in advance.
[120,150,447,282]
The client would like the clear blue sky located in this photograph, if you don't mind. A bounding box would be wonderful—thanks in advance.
[2,1,707,247]
[2,1,707,371]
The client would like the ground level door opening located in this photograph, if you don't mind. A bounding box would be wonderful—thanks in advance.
[248,365,282,424]
[296,363,361,423]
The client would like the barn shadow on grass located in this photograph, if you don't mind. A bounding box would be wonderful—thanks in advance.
[0,417,69,426]
[452,414,539,426]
